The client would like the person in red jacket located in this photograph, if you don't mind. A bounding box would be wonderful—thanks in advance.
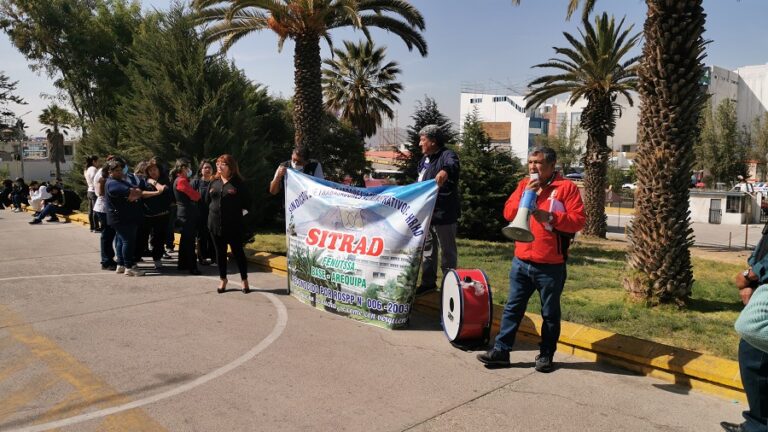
[478,146,585,372]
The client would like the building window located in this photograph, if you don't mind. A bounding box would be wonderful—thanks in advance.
[570,112,581,125]
[492,96,508,102]
[372,271,385,279]
[64,145,73,156]
[470,98,483,104]
[726,195,745,213]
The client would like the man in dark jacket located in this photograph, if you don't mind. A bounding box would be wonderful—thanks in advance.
[415,124,460,295]
[268,147,325,195]
[10,177,29,212]
[28,184,81,224]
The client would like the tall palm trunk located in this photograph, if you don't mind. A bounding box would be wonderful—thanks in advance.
[580,96,614,238]
[581,133,609,237]
[293,35,323,154]
[624,0,707,305]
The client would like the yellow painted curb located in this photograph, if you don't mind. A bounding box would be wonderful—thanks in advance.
[415,292,744,402]
[30,208,745,402]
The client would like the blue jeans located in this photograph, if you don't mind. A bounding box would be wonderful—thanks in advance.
[96,212,116,265]
[739,339,768,432]
[494,257,567,356]
[35,204,72,221]
[12,193,27,208]
[113,223,138,268]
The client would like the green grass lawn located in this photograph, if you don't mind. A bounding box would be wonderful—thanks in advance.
[248,233,743,360]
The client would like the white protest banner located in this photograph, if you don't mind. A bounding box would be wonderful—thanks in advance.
[285,169,437,329]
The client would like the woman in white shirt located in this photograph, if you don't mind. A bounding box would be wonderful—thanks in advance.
[29,182,52,213]
[84,155,101,232]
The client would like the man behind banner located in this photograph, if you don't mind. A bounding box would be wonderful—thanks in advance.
[415,124,460,295]
[478,146,584,372]
[269,147,324,196]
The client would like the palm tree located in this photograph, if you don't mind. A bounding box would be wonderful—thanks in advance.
[525,13,640,238]
[39,104,75,180]
[624,1,708,306]
[322,40,402,139]
[193,0,427,155]
[516,0,709,305]
[512,0,596,21]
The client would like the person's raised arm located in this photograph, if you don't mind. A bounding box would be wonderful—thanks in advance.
[269,165,287,195]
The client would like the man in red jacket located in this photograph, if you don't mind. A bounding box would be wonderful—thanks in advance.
[478,146,585,372]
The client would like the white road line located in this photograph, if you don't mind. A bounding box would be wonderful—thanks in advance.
[1,273,288,432]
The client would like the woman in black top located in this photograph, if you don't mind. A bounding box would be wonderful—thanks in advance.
[192,160,216,265]
[172,158,202,275]
[207,154,251,293]
[141,161,173,270]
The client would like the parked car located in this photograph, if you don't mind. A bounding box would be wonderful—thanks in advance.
[622,182,637,190]
[565,172,584,180]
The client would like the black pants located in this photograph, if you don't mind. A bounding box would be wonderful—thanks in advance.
[197,219,215,263]
[134,217,151,262]
[177,216,198,271]
[136,214,169,262]
[212,231,248,281]
[87,191,100,231]
[739,339,768,431]
[166,205,177,250]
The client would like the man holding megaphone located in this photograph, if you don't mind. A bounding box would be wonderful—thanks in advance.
[478,146,585,372]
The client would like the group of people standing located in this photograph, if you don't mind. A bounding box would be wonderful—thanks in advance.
[84,154,251,292]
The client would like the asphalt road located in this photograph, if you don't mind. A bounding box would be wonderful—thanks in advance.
[606,214,765,250]
[0,210,746,431]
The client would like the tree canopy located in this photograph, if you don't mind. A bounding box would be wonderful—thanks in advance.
[457,109,523,240]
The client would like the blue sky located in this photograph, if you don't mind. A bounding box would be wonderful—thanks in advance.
[1,0,767,138]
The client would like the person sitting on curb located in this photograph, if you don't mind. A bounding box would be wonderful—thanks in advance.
[0,179,12,209]
[28,184,81,224]
[29,182,52,215]
[10,177,29,212]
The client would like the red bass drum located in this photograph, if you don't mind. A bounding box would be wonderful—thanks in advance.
[441,269,493,348]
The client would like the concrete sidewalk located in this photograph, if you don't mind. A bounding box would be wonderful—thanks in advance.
[0,210,747,431]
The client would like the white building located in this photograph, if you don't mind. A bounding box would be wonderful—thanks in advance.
[458,93,532,161]
[0,138,77,181]
[458,91,639,167]
[733,64,768,128]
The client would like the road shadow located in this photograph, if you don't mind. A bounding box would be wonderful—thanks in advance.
[403,308,443,331]
[589,332,703,391]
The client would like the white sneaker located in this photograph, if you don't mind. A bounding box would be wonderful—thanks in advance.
[12,208,21,213]
[125,265,145,277]
[115,265,126,274]
[153,260,163,269]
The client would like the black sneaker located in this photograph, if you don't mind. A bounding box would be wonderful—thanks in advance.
[101,263,117,271]
[719,421,746,432]
[477,349,511,367]
[29,219,42,225]
[534,354,554,373]
[46,216,59,222]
